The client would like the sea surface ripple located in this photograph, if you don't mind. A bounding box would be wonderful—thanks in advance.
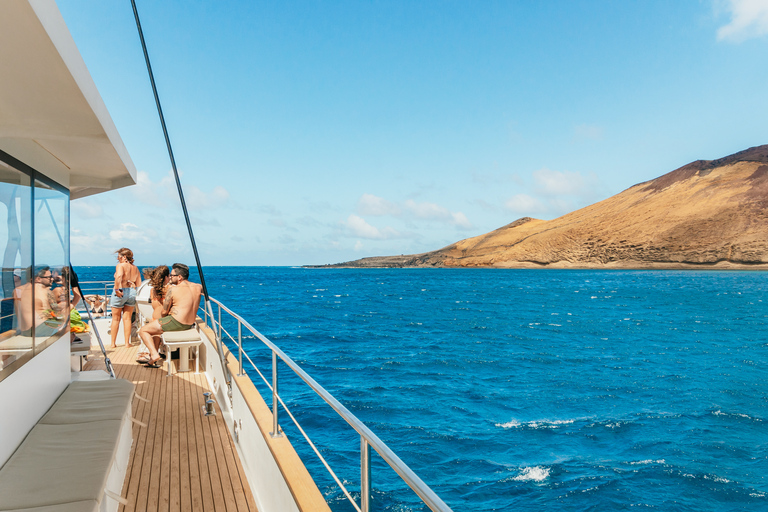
[79,267,768,511]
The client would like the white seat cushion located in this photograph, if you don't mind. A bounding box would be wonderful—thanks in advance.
[162,329,201,342]
[40,380,134,425]
[0,421,121,510]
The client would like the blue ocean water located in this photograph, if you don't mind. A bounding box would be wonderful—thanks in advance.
[77,267,768,511]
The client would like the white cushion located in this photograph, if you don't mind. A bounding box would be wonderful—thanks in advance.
[162,329,201,342]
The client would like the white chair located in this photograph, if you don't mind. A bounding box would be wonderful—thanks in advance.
[161,327,203,376]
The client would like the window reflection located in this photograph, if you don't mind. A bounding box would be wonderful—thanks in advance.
[0,161,32,372]
[33,181,69,345]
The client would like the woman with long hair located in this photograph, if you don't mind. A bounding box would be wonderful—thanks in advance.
[136,265,170,363]
[109,247,140,348]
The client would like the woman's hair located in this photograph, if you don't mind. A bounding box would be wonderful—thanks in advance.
[150,265,170,297]
[142,267,154,280]
[115,247,134,263]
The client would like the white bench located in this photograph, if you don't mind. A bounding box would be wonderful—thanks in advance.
[0,379,137,512]
[161,327,203,377]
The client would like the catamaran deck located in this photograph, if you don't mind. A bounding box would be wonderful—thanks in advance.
[83,344,258,512]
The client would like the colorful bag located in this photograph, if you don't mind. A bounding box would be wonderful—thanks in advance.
[70,309,90,333]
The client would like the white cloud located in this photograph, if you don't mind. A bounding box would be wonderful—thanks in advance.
[131,171,230,210]
[451,212,472,229]
[504,167,604,218]
[353,194,472,229]
[533,168,588,196]
[505,194,547,215]
[108,223,154,243]
[71,200,104,219]
[344,214,400,240]
[573,124,603,141]
[357,193,401,216]
[354,240,364,251]
[187,185,229,208]
[717,0,768,42]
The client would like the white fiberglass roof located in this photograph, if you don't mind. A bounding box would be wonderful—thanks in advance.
[0,0,136,199]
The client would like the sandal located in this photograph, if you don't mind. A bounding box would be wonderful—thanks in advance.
[136,357,150,364]
[144,357,162,368]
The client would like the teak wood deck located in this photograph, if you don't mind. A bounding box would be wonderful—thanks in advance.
[84,344,258,512]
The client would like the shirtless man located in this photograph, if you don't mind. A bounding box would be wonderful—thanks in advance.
[139,263,202,367]
[18,266,62,338]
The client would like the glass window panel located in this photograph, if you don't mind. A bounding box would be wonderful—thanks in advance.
[0,160,32,374]
[33,180,69,347]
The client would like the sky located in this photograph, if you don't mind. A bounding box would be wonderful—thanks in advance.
[58,0,768,267]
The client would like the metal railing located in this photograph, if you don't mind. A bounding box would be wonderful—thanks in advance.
[201,297,452,512]
[77,281,112,308]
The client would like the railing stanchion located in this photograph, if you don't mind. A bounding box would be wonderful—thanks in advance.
[218,302,222,341]
[270,350,283,437]
[237,319,245,376]
[361,436,371,512]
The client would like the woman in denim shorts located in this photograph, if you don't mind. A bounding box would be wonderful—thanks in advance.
[109,247,141,348]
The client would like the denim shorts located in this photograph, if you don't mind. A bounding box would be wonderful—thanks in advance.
[109,287,137,308]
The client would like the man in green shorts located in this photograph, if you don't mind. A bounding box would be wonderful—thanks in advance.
[139,263,202,367]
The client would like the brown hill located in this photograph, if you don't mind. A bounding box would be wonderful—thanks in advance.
[323,144,768,269]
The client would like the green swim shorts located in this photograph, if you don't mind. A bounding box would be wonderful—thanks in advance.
[159,315,195,332]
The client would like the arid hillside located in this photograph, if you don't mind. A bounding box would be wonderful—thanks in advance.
[325,145,768,269]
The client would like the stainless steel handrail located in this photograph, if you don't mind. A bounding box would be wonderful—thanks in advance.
[202,296,452,512]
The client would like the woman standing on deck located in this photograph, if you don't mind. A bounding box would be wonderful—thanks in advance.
[109,248,140,348]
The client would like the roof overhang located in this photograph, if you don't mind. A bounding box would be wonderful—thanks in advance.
[0,0,137,199]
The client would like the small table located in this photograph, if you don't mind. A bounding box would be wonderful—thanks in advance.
[70,332,91,371]
[161,328,203,377]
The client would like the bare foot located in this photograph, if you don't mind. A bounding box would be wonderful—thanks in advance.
[110,344,117,349]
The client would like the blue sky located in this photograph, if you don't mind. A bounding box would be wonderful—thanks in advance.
[59,0,768,267]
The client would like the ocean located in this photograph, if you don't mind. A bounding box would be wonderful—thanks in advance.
[76,267,768,511]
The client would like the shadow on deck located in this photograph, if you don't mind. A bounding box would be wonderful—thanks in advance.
[84,344,258,512]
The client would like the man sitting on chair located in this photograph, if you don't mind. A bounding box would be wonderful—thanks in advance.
[139,263,202,367]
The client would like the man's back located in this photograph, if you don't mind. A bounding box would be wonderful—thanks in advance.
[169,280,202,325]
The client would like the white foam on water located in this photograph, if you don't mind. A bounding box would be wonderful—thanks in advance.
[629,459,665,465]
[499,418,574,429]
[513,466,550,482]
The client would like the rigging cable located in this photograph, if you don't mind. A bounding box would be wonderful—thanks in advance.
[130,0,232,389]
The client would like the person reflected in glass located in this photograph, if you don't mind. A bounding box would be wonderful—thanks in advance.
[18,265,62,338]
[109,248,140,348]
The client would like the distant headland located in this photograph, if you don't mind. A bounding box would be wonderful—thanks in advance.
[311,145,768,269]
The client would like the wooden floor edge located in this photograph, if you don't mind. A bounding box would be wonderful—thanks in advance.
[198,322,331,512]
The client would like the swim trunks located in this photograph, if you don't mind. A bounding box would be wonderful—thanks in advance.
[159,315,195,332]
[109,287,136,308]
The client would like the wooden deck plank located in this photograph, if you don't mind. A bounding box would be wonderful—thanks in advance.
[158,357,173,512]
[190,367,217,511]
[209,394,251,512]
[178,370,192,512]
[195,371,228,512]
[183,370,204,512]
[83,343,257,512]
[199,373,239,512]
[170,362,181,512]
[133,351,161,512]
[146,349,168,512]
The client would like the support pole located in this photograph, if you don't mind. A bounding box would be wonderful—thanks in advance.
[361,437,371,512]
[270,350,283,438]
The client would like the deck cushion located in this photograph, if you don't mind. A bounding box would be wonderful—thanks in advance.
[39,379,134,425]
[0,421,121,510]
[1,500,99,512]
[162,329,201,342]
